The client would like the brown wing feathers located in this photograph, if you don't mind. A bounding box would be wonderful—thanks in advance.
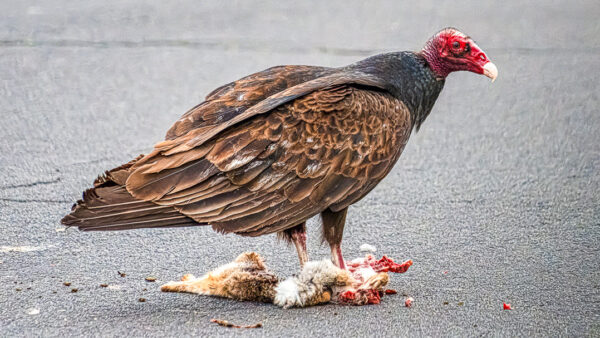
[62,66,411,235]
[61,174,199,231]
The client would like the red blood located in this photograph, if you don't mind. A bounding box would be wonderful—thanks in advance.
[405,297,414,307]
[339,255,413,306]
[339,290,355,302]
[365,290,381,304]
[346,255,413,276]
[372,256,413,273]
[503,303,512,310]
[338,290,382,305]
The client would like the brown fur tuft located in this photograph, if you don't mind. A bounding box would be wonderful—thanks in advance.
[161,252,278,302]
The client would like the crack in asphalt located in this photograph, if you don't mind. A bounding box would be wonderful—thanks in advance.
[0,178,61,190]
[0,198,70,204]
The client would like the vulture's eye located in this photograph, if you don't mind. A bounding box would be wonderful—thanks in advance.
[452,41,460,49]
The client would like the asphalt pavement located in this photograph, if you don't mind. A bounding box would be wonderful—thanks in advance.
[1,1,599,336]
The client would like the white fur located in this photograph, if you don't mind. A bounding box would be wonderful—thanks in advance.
[359,243,377,253]
[273,279,301,308]
[355,267,377,281]
[350,257,365,264]
[274,260,347,308]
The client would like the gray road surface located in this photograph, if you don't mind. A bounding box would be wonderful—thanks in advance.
[1,1,599,336]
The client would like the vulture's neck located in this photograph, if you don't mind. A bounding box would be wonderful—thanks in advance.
[349,52,445,131]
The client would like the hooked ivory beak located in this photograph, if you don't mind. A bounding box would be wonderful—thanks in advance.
[482,62,498,82]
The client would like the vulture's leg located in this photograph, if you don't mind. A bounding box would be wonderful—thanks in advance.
[280,222,308,268]
[322,207,348,269]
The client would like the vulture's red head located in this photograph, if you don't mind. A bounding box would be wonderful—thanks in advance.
[421,27,498,81]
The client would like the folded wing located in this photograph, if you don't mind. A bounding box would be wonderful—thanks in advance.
[63,65,411,234]
[126,83,411,236]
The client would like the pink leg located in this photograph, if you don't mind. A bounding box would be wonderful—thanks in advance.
[322,207,348,270]
[281,222,309,268]
[330,244,346,270]
[291,230,309,268]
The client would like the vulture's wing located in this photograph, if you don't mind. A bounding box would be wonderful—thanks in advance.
[164,65,334,141]
[125,68,411,236]
[64,65,411,234]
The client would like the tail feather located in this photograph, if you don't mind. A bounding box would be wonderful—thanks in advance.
[79,215,197,231]
[62,156,202,231]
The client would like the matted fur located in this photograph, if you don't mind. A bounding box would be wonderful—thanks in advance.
[160,252,277,303]
[161,252,396,308]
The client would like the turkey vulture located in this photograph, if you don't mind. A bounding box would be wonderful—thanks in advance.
[62,28,497,269]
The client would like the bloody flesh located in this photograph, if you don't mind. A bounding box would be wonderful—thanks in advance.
[339,255,412,305]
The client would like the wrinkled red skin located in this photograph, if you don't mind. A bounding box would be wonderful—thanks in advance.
[338,255,412,305]
[421,28,491,79]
